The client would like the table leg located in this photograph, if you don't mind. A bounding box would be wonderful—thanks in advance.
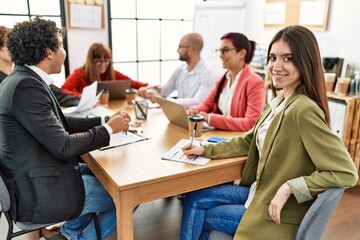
[115,188,140,240]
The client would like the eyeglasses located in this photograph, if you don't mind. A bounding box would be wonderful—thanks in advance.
[215,47,240,55]
[94,58,111,65]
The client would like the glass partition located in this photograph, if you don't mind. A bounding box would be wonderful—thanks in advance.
[109,0,203,86]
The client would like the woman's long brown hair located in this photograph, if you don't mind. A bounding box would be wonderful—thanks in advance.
[267,25,330,126]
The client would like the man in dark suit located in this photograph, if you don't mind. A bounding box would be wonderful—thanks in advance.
[0,17,129,240]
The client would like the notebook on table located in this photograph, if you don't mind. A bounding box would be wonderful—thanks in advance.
[162,139,211,166]
[155,96,215,131]
[97,80,132,100]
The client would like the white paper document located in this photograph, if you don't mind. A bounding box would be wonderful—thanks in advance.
[65,106,115,119]
[63,81,101,116]
[100,131,149,150]
[162,139,211,166]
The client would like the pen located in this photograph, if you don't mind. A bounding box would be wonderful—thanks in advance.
[171,150,179,158]
[189,122,197,150]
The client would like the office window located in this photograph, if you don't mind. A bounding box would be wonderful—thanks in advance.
[1,0,28,15]
[0,0,66,85]
[109,0,202,85]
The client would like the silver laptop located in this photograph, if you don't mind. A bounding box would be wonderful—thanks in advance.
[155,96,215,131]
[97,80,131,100]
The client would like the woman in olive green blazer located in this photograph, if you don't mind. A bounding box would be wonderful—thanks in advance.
[179,26,358,240]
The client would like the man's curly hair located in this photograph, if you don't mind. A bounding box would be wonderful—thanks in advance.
[7,16,62,65]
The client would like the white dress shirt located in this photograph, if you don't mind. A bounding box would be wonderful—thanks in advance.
[161,59,217,108]
[244,91,285,208]
[218,70,242,116]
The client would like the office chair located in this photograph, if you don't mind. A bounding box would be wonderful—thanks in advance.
[0,175,102,240]
[208,188,344,240]
[295,187,344,240]
[208,230,232,240]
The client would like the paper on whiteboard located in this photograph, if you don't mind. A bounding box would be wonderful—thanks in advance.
[70,3,102,29]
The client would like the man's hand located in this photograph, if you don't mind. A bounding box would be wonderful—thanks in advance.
[138,87,149,98]
[107,110,131,133]
[138,86,160,103]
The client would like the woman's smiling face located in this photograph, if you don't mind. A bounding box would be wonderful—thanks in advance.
[219,39,244,70]
[267,39,301,97]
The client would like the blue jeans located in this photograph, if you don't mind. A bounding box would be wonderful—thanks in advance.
[180,184,250,240]
[60,164,116,240]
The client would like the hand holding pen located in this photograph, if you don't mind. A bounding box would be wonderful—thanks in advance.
[106,109,131,134]
[182,123,204,159]
[181,144,205,159]
[116,109,131,121]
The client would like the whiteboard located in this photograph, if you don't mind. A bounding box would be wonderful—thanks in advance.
[193,1,246,76]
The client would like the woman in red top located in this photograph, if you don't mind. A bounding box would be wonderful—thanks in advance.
[188,33,265,131]
[61,43,148,96]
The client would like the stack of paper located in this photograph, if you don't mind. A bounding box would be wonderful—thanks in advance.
[63,81,102,116]
[66,105,115,119]
[100,131,150,150]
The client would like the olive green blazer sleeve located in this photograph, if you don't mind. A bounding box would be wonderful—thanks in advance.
[293,96,358,194]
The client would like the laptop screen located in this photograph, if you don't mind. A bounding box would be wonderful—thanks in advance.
[97,80,132,100]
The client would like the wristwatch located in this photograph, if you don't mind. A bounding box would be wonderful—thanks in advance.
[105,115,110,123]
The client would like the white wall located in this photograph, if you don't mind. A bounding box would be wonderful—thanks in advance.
[65,1,109,76]
[242,0,360,75]
[65,0,360,80]
[193,1,246,76]
[314,0,360,74]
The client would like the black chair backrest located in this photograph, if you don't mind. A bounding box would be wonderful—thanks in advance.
[1,175,102,240]
[0,175,11,213]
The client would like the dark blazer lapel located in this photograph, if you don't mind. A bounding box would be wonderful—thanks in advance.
[16,65,70,130]
[46,86,71,131]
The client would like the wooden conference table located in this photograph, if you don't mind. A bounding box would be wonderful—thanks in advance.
[81,100,247,240]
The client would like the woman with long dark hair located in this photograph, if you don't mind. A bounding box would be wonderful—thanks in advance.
[187,32,265,131]
[180,26,358,240]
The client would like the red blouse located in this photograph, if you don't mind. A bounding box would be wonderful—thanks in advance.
[61,67,148,97]
[194,64,265,131]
